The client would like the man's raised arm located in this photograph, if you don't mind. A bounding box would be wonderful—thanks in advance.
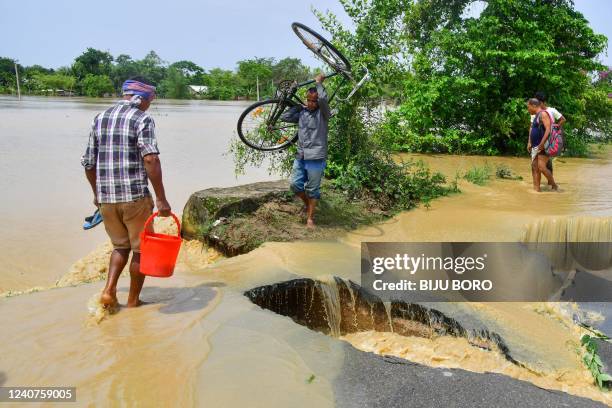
[315,74,330,120]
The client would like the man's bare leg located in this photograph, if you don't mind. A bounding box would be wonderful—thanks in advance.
[101,248,130,308]
[127,252,146,307]
[306,198,318,228]
[531,159,540,191]
[296,191,309,212]
[538,155,557,190]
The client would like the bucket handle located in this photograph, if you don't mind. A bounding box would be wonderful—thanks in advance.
[143,211,181,238]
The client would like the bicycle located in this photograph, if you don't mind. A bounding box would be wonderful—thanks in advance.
[236,22,370,151]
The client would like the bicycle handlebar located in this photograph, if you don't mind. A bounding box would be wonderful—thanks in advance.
[335,67,370,102]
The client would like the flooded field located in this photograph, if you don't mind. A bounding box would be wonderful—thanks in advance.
[0,96,274,293]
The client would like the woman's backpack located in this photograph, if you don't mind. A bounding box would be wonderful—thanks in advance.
[536,110,564,157]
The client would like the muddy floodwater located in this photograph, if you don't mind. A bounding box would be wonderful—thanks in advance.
[0,96,275,293]
[1,96,611,406]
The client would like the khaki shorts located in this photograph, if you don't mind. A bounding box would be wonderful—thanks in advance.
[100,196,154,252]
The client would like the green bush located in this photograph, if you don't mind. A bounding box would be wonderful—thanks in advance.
[563,128,591,157]
[326,148,449,211]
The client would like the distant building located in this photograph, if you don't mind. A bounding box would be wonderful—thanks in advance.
[41,89,75,96]
[57,89,75,96]
[188,85,208,96]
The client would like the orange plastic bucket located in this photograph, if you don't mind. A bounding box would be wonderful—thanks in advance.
[139,211,182,277]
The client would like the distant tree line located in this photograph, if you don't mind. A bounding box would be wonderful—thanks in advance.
[0,48,315,100]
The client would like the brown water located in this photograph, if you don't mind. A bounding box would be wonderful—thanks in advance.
[0,96,275,293]
[1,96,611,406]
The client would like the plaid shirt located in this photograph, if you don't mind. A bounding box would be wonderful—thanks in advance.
[81,100,160,203]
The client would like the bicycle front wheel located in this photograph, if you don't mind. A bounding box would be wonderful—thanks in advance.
[237,99,299,151]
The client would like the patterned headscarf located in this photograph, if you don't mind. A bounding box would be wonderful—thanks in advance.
[122,79,156,101]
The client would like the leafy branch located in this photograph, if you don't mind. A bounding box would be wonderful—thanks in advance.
[581,333,612,390]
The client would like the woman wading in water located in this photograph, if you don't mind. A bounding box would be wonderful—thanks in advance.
[527,98,558,192]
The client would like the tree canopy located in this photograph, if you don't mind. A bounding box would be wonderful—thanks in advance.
[316,0,610,156]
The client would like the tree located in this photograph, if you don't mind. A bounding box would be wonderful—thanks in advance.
[72,48,113,79]
[317,0,609,156]
[272,57,311,83]
[312,0,412,166]
[159,67,189,99]
[169,60,204,83]
[137,50,167,86]
[0,57,22,92]
[202,68,238,100]
[22,65,54,93]
[237,57,274,98]
[81,74,114,97]
[24,65,53,76]
[407,0,607,154]
[111,54,140,92]
[56,66,73,76]
[587,68,612,139]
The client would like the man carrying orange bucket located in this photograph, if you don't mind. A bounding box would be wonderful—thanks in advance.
[81,76,172,309]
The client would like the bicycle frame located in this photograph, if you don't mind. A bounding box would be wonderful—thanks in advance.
[237,22,372,151]
[258,67,370,144]
[280,67,370,108]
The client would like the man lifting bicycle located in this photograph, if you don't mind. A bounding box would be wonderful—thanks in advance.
[280,73,329,228]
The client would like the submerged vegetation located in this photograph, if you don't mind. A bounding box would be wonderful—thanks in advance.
[495,164,523,181]
[463,164,492,186]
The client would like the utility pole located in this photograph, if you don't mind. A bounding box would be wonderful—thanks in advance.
[256,75,260,101]
[14,63,21,100]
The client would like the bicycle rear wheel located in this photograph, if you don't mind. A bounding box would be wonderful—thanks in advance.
[292,22,351,78]
[237,99,299,151]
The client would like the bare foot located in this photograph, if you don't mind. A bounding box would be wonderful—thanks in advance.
[100,292,118,309]
[126,299,148,308]
[306,218,315,229]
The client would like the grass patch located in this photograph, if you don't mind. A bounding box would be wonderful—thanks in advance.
[463,164,492,186]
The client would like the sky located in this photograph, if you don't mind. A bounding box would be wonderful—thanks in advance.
[0,0,610,71]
